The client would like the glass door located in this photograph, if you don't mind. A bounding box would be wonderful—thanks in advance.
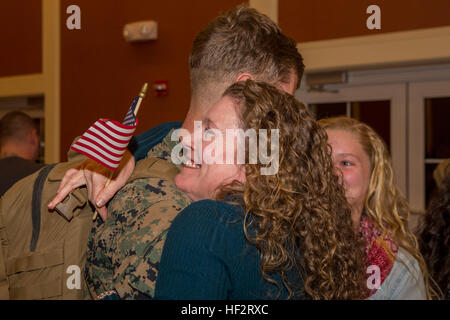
[409,80,450,212]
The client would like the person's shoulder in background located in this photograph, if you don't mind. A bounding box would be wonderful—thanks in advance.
[0,156,44,197]
[128,121,182,162]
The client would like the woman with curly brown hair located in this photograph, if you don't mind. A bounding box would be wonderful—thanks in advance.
[154,80,367,300]
[418,166,450,299]
[319,116,438,299]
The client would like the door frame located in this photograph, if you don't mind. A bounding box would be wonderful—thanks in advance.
[409,79,450,212]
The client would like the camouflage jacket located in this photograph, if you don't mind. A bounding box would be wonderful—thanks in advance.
[85,129,192,299]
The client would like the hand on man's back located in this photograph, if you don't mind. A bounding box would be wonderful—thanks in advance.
[48,150,135,221]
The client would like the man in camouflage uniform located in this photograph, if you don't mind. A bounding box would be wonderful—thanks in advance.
[65,5,304,300]
[85,130,191,299]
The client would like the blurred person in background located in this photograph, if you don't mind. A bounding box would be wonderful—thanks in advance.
[418,159,450,299]
[0,111,43,197]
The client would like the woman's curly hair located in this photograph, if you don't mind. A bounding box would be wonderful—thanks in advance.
[219,80,367,299]
[419,173,450,298]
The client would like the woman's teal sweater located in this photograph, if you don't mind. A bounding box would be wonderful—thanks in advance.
[154,199,306,300]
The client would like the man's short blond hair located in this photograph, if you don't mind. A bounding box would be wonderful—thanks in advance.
[189,5,304,93]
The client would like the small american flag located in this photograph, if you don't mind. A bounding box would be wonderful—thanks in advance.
[123,96,139,125]
[70,95,139,170]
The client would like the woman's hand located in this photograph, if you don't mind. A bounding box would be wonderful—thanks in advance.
[48,150,135,220]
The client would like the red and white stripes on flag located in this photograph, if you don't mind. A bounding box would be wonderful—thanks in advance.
[70,118,137,170]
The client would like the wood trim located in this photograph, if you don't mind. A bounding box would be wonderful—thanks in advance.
[42,0,61,163]
[0,74,44,98]
[0,110,44,119]
[249,0,278,24]
[297,26,450,73]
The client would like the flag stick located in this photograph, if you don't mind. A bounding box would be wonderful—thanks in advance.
[92,83,148,221]
[134,83,148,117]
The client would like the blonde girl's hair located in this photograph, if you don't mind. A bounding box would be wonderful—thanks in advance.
[319,116,441,299]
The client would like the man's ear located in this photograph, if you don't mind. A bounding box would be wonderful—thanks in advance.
[235,73,255,82]
[28,129,39,146]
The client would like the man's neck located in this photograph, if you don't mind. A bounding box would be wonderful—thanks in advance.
[1,151,20,159]
[0,144,30,160]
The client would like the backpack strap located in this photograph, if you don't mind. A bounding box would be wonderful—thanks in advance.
[30,164,57,252]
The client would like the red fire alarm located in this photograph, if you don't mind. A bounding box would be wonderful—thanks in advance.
[153,80,168,96]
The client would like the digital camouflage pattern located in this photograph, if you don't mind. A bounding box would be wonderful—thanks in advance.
[85,130,192,299]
